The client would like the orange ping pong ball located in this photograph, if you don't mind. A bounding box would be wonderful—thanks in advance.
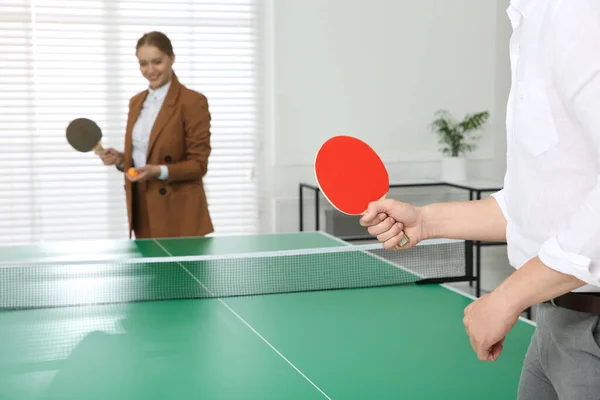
[127,167,139,178]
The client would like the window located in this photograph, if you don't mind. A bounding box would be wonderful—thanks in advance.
[0,0,261,243]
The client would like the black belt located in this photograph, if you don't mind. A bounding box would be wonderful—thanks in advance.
[549,292,600,314]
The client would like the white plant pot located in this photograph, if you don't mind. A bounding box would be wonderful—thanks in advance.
[441,156,467,182]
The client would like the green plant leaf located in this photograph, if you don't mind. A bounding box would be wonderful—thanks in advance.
[430,109,489,157]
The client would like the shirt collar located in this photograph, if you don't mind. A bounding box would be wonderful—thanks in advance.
[507,0,538,30]
[510,0,537,17]
[148,79,171,99]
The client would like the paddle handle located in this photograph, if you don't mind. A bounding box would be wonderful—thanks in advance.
[379,195,409,248]
[398,235,410,247]
[382,194,410,248]
[93,141,104,155]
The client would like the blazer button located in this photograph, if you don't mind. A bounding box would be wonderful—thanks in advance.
[159,188,166,195]
[164,155,172,163]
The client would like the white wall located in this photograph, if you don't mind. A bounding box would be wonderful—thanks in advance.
[259,0,512,236]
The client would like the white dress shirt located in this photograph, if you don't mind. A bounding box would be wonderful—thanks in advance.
[491,0,600,291]
[131,80,171,180]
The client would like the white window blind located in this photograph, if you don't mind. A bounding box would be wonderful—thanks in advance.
[0,0,261,244]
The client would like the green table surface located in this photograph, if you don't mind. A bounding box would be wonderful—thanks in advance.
[0,232,534,399]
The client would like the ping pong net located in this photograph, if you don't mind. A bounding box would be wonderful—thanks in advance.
[0,239,473,311]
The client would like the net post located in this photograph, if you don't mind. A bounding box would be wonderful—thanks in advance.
[464,240,475,292]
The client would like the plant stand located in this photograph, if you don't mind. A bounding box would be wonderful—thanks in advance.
[441,156,467,182]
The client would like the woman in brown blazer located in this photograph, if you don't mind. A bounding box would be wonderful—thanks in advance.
[100,31,214,239]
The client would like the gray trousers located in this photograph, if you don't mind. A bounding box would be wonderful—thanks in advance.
[518,302,600,399]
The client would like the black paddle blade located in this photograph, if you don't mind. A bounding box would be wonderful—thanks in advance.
[66,118,103,153]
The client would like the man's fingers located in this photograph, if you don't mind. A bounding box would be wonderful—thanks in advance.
[489,338,505,360]
[377,222,403,243]
[474,337,505,362]
[489,340,504,361]
[464,303,473,316]
[360,200,397,225]
[360,212,386,226]
[367,217,396,236]
[360,202,385,224]
[367,216,403,237]
[381,232,407,250]
[477,343,494,362]
[477,349,489,361]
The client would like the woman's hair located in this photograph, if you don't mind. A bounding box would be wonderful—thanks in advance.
[136,31,174,57]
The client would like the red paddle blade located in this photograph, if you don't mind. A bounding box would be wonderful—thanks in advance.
[314,135,389,215]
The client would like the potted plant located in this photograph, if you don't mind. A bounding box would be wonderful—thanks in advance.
[430,109,489,182]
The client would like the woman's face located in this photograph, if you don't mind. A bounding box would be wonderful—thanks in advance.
[136,45,174,89]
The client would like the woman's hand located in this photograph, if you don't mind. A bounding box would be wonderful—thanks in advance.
[126,165,162,182]
[99,148,124,166]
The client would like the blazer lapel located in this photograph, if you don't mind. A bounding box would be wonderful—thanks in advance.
[125,92,146,167]
[146,75,181,159]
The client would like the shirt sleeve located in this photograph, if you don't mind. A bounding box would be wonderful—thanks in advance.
[490,189,508,221]
[537,2,600,286]
[158,165,169,180]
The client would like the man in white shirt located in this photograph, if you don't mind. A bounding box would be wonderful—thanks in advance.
[360,1,600,398]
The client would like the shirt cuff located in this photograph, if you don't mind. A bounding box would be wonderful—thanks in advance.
[159,165,169,180]
[538,235,600,286]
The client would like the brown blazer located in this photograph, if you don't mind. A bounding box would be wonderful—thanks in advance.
[122,74,214,238]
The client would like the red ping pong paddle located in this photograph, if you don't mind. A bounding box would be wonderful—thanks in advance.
[314,135,409,246]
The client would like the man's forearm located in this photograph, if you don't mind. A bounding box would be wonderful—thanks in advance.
[494,256,586,314]
[420,196,506,242]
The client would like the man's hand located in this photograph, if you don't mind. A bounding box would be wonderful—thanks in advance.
[463,256,586,361]
[360,196,508,250]
[463,292,521,361]
[359,199,426,249]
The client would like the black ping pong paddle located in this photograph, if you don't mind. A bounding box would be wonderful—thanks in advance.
[66,118,104,154]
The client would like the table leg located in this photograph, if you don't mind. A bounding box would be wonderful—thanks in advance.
[475,190,482,297]
[299,184,304,231]
[315,188,320,231]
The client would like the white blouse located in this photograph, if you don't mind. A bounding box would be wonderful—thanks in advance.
[131,80,171,180]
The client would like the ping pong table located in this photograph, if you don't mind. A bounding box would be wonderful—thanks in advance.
[0,231,534,399]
